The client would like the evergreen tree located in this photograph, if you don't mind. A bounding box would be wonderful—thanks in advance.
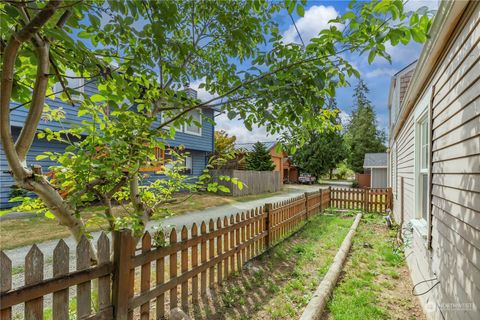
[346,80,386,173]
[245,142,276,171]
[292,98,347,178]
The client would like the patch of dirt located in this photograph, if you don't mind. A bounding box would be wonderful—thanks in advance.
[375,266,426,320]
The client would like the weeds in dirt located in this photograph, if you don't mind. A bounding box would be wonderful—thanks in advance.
[325,215,425,320]
[192,213,353,319]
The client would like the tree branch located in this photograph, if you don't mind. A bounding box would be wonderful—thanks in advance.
[156,45,357,130]
[15,40,51,162]
[1,0,63,179]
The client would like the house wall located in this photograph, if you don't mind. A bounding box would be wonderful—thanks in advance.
[9,82,214,152]
[269,148,285,183]
[1,128,210,209]
[371,168,388,188]
[390,4,480,320]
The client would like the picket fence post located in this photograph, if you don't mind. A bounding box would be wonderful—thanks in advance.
[112,229,134,320]
[363,188,369,213]
[304,192,309,219]
[264,203,272,248]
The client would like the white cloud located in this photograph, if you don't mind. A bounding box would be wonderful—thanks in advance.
[339,110,351,127]
[215,113,280,143]
[365,67,397,78]
[282,5,339,44]
[189,78,217,102]
[404,0,439,12]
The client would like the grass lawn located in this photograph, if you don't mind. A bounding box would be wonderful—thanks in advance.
[317,179,355,185]
[0,190,287,250]
[192,212,354,319]
[324,214,425,320]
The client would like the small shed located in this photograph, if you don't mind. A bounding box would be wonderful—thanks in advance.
[363,153,388,188]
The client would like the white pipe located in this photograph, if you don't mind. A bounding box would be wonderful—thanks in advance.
[299,213,362,320]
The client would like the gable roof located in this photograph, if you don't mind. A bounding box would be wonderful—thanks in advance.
[363,153,388,168]
[235,141,277,153]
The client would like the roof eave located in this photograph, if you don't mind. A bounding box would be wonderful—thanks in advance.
[391,1,470,140]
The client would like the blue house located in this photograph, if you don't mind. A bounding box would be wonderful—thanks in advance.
[0,83,215,208]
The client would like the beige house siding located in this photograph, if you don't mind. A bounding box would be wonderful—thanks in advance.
[429,3,480,319]
[390,3,480,319]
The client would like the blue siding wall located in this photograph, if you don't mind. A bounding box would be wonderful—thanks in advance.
[3,81,214,208]
[9,82,214,152]
[162,108,214,152]
[1,129,211,208]
[1,127,68,208]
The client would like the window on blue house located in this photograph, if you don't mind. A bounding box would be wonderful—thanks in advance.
[184,109,202,135]
[53,69,84,101]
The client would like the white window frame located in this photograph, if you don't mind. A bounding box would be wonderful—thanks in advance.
[53,69,84,100]
[184,109,202,136]
[185,156,193,174]
[414,90,430,223]
[161,111,183,132]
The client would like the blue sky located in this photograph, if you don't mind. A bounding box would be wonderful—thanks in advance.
[205,0,439,143]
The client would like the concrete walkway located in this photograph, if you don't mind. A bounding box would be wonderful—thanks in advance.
[4,184,322,268]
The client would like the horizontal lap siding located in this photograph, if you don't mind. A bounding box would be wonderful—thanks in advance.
[1,128,209,208]
[392,111,415,223]
[9,82,214,153]
[430,4,480,318]
[1,127,69,208]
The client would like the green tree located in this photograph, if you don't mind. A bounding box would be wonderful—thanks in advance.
[212,130,237,168]
[214,130,237,155]
[292,98,347,178]
[346,80,387,173]
[0,0,431,249]
[245,142,276,171]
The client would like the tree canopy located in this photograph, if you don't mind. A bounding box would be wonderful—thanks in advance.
[245,142,276,171]
[346,79,387,173]
[292,98,347,178]
[0,0,432,248]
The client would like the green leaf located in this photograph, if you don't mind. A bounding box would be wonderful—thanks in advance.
[296,4,304,17]
[90,94,106,102]
[218,185,230,193]
[342,12,356,20]
[287,0,296,14]
[35,155,48,160]
[44,211,55,219]
[410,13,419,27]
[368,48,377,64]
[411,28,426,43]
[227,110,237,120]
[78,109,89,117]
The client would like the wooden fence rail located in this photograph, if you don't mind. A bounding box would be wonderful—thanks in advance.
[0,187,390,319]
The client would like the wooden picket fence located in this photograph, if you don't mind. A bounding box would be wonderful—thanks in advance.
[0,235,113,320]
[329,187,392,213]
[0,187,390,320]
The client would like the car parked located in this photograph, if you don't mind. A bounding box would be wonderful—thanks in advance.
[298,173,316,184]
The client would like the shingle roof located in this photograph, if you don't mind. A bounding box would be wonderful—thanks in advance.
[363,153,388,168]
[235,141,277,153]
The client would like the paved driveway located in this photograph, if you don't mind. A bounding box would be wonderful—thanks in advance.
[4,184,322,268]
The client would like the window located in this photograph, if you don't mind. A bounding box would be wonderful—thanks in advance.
[182,156,193,175]
[184,109,202,135]
[161,111,183,131]
[53,69,84,100]
[417,115,429,221]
